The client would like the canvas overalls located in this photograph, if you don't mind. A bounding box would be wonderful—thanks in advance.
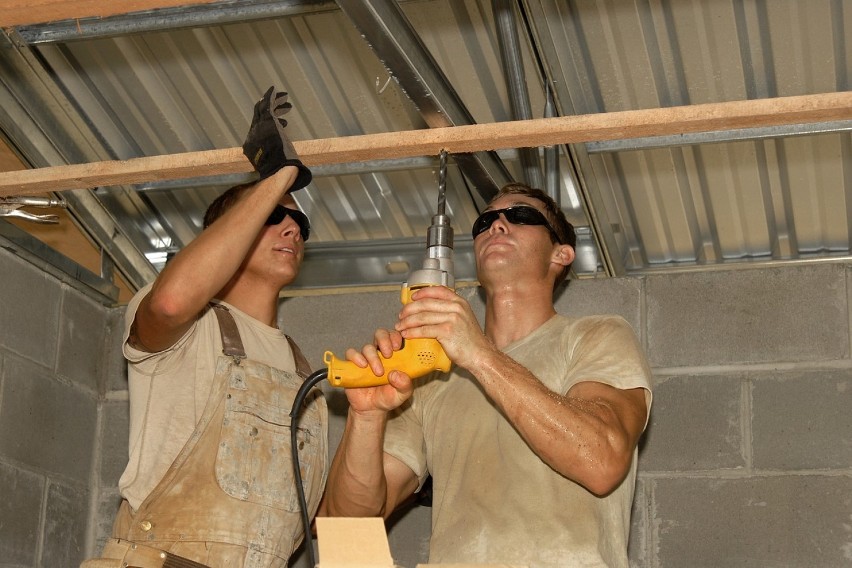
[83,303,327,568]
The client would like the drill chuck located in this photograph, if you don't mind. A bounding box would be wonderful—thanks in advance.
[427,213,453,249]
[404,212,455,295]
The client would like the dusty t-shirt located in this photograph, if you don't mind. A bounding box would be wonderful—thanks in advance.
[384,314,653,568]
[119,283,298,510]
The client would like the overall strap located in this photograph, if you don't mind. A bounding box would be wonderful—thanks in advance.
[210,303,246,363]
[285,335,312,379]
[211,302,312,379]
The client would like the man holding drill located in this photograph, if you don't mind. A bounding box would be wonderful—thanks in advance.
[320,182,653,568]
[82,86,327,568]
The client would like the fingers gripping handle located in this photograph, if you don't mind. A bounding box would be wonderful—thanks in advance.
[324,338,451,388]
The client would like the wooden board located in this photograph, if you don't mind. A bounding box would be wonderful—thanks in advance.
[0,0,222,27]
[1,92,850,198]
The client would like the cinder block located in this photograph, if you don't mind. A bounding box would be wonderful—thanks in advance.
[279,290,401,368]
[0,462,44,565]
[556,277,644,334]
[93,489,123,557]
[646,264,848,367]
[0,252,61,366]
[105,307,129,393]
[653,476,852,567]
[100,400,130,485]
[0,357,97,482]
[42,481,88,567]
[57,289,107,391]
[640,375,745,472]
[628,477,649,568]
[752,368,852,470]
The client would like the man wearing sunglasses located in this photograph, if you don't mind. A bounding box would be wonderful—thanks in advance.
[82,87,327,568]
[321,183,652,568]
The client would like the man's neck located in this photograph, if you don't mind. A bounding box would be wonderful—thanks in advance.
[217,279,281,328]
[483,282,556,349]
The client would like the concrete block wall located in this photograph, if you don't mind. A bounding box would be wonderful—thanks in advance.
[635,264,852,568]
[0,244,124,567]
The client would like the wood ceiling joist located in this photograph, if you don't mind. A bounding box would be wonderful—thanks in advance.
[1,92,850,198]
[0,0,222,27]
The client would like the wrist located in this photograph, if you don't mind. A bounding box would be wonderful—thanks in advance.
[269,164,299,186]
[349,407,390,424]
[288,160,312,191]
[460,339,500,377]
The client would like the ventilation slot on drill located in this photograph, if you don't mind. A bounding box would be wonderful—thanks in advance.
[417,352,436,366]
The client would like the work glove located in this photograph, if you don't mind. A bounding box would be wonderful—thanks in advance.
[242,86,312,191]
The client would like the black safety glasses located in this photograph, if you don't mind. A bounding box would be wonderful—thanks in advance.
[471,206,562,243]
[265,205,311,241]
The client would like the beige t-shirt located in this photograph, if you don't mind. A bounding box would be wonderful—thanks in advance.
[384,314,653,568]
[119,284,298,510]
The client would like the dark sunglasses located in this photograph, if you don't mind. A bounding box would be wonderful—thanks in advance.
[471,206,563,243]
[265,205,311,241]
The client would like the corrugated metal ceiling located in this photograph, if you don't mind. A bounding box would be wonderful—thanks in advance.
[1,0,850,294]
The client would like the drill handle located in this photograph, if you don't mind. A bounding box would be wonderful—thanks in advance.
[324,338,451,388]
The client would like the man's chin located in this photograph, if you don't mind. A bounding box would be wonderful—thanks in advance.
[269,264,301,287]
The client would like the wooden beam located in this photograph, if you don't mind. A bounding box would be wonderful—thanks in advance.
[1,92,850,197]
[0,0,222,27]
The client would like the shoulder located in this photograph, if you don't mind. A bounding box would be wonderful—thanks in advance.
[549,313,638,345]
[558,312,633,330]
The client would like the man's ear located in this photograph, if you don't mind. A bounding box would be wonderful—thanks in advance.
[551,244,575,268]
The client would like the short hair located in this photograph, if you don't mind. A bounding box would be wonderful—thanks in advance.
[202,182,256,229]
[489,182,576,287]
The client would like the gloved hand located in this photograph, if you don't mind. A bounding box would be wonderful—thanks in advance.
[242,86,312,191]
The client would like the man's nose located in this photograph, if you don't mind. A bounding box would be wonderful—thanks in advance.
[279,220,301,239]
[489,213,510,234]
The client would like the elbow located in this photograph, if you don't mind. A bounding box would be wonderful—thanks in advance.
[132,287,198,351]
[584,461,630,497]
[583,433,635,497]
[316,470,390,519]
[144,285,196,323]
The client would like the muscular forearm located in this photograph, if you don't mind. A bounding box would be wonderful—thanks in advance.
[320,410,392,518]
[468,347,644,496]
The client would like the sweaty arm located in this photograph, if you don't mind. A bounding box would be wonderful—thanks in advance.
[466,347,647,496]
[319,349,420,519]
[131,167,298,353]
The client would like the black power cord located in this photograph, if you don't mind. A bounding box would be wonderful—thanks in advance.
[289,368,329,568]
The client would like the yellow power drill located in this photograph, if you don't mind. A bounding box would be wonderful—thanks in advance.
[291,153,455,567]
[324,151,455,388]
